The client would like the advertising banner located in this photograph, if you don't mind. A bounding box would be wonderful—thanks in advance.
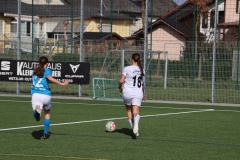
[0,59,90,84]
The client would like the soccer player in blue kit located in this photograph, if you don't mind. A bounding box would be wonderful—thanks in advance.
[31,56,69,139]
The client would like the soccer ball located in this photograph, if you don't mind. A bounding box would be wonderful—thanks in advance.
[105,121,116,132]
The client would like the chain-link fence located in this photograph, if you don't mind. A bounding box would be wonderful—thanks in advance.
[0,0,240,103]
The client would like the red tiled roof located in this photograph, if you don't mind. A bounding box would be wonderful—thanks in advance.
[133,18,192,37]
[161,1,192,18]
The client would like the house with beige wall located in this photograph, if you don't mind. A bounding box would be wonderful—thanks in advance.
[199,0,239,42]
[0,13,11,41]
[0,0,135,54]
[218,0,239,41]
[148,22,187,60]
[73,32,126,54]
[68,17,133,38]
[132,0,240,60]
[199,0,225,42]
[0,13,11,53]
[132,2,193,60]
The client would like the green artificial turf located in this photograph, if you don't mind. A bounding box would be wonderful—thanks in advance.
[0,96,239,160]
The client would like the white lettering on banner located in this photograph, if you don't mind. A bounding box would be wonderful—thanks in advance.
[69,64,80,73]
[0,72,13,75]
[24,77,32,81]
[17,62,38,70]
[8,77,24,81]
[1,61,10,70]
[52,71,61,77]
[56,79,73,83]
[47,63,61,70]
[17,69,34,76]
[17,62,37,76]
[65,75,84,78]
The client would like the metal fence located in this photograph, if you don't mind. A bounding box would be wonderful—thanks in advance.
[0,0,240,104]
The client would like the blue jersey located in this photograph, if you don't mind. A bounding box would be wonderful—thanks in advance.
[30,68,52,96]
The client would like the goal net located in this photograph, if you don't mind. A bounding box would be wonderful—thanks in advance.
[92,49,167,100]
[92,78,121,100]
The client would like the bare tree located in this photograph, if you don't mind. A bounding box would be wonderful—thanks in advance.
[141,0,146,32]
[189,0,212,79]
[189,0,212,57]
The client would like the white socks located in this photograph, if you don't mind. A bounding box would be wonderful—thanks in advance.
[128,119,133,128]
[129,114,140,135]
[134,114,140,122]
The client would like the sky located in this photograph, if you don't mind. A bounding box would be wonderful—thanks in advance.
[174,0,186,5]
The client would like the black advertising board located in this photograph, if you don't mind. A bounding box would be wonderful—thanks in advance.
[0,59,90,84]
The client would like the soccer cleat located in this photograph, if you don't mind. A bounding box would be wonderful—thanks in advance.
[136,132,139,137]
[35,116,40,121]
[43,132,50,139]
[133,120,139,135]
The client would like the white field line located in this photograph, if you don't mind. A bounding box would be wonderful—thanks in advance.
[213,110,240,113]
[1,99,239,112]
[0,109,214,132]
[0,99,216,111]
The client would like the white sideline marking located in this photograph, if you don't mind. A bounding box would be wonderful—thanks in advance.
[0,99,212,111]
[214,110,240,113]
[0,109,214,132]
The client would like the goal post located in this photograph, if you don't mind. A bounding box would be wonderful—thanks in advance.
[92,78,122,100]
[54,33,72,47]
[91,49,168,100]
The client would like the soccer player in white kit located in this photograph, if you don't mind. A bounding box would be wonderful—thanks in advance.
[118,53,146,137]
[31,56,69,139]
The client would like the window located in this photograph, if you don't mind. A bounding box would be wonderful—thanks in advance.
[102,25,111,32]
[237,0,240,13]
[210,10,224,28]
[202,17,208,28]
[27,21,31,36]
[47,32,54,38]
[0,20,3,34]
[11,23,17,33]
[218,11,224,23]
[210,10,215,28]
[21,22,26,34]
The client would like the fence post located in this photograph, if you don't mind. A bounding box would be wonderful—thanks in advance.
[79,0,84,97]
[16,0,21,95]
[143,0,149,94]
[211,0,219,103]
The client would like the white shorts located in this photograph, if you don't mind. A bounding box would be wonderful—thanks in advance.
[31,93,51,111]
[123,96,142,107]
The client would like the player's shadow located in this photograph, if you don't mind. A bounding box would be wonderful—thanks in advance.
[114,128,137,139]
[31,130,44,140]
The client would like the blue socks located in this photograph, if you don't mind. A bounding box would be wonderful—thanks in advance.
[44,119,51,134]
[33,112,51,134]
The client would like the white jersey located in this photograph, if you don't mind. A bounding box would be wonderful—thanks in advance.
[122,65,144,99]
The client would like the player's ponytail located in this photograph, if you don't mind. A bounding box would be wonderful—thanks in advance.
[132,53,144,76]
[34,56,48,78]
